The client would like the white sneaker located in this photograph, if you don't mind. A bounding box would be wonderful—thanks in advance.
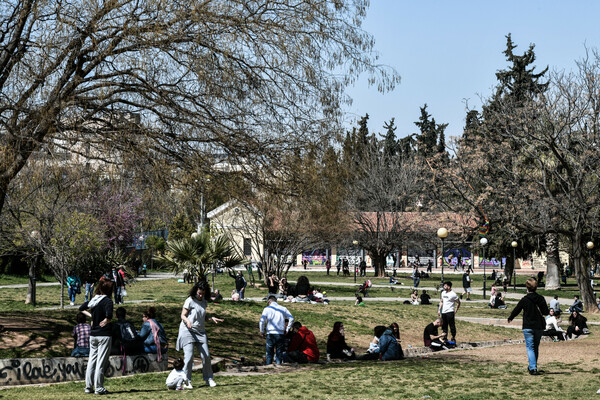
[183,382,193,390]
[206,378,217,387]
[70,302,74,306]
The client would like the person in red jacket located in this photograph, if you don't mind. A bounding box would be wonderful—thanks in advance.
[283,322,319,363]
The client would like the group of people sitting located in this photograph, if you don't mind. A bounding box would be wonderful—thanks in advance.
[264,274,329,304]
[71,306,168,358]
[543,307,589,341]
[406,290,432,305]
[326,321,405,361]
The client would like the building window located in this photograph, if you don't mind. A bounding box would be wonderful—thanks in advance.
[243,238,252,257]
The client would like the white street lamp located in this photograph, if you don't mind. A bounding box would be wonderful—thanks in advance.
[437,228,449,285]
[480,237,488,298]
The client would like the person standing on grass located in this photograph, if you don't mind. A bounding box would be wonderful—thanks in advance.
[461,270,472,300]
[507,277,549,376]
[80,279,114,395]
[177,281,223,388]
[438,281,460,343]
[325,258,332,275]
[259,294,294,365]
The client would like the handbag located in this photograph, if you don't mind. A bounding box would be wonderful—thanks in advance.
[121,287,128,297]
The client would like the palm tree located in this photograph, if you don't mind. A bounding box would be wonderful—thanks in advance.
[154,232,246,282]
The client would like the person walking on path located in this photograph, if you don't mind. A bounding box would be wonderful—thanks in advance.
[67,272,81,306]
[507,277,549,375]
[111,266,125,305]
[80,279,114,395]
[83,270,95,303]
[461,270,472,300]
[438,281,460,343]
[259,294,294,365]
[176,281,223,388]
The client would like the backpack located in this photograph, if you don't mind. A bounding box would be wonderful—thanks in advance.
[119,321,138,346]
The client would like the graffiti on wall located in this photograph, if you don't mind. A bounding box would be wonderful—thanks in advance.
[0,354,166,386]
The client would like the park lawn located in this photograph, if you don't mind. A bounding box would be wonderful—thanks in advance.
[2,343,600,400]
[0,276,534,360]
[2,275,600,399]
[0,273,55,285]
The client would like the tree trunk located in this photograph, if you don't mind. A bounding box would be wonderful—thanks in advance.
[572,233,597,312]
[545,233,561,290]
[372,252,387,277]
[60,266,65,309]
[25,256,37,306]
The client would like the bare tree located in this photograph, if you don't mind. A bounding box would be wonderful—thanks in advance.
[444,50,600,311]
[348,145,424,276]
[0,0,399,215]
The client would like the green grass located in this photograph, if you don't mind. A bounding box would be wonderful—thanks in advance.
[1,272,599,399]
[2,354,599,399]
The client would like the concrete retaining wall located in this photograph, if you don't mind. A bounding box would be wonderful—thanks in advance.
[0,353,168,386]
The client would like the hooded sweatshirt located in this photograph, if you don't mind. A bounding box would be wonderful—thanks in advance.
[79,295,113,336]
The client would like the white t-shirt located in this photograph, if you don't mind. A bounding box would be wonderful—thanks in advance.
[183,296,207,333]
[440,290,459,314]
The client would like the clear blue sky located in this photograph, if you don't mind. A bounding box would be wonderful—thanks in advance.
[345,0,600,140]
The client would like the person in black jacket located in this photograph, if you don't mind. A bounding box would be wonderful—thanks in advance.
[566,310,588,339]
[80,278,114,395]
[507,277,549,376]
[228,270,247,300]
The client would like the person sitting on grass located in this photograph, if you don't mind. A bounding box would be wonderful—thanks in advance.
[568,295,583,313]
[283,321,319,363]
[423,318,449,351]
[327,322,355,360]
[388,322,405,359]
[358,326,385,360]
[420,290,432,305]
[410,290,420,305]
[566,310,588,339]
[543,308,566,341]
[377,325,403,361]
[489,291,507,309]
[355,295,365,306]
[71,312,91,357]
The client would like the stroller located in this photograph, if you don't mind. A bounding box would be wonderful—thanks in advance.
[356,279,373,297]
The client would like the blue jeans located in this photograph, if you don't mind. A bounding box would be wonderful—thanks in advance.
[523,329,543,371]
[265,333,284,365]
[85,283,94,302]
[71,346,90,357]
[68,287,77,303]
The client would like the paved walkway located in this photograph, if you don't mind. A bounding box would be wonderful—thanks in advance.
[1,271,576,307]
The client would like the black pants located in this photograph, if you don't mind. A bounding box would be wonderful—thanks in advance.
[543,329,566,341]
[284,350,308,363]
[442,312,456,340]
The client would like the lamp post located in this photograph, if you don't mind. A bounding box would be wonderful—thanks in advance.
[511,241,518,292]
[480,237,488,299]
[352,240,359,283]
[587,241,594,287]
[437,228,448,286]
